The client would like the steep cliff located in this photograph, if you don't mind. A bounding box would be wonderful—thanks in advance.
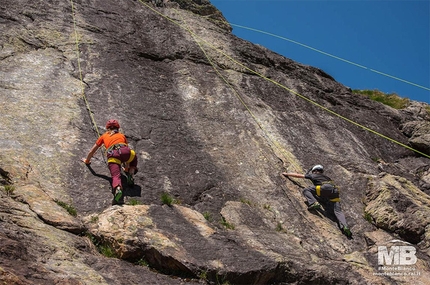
[1,0,429,284]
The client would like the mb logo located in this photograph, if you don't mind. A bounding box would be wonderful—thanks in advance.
[378,240,417,265]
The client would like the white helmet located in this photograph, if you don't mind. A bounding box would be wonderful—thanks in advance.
[311,165,324,172]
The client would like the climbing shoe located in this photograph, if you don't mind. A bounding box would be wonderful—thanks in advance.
[342,226,352,238]
[307,201,321,210]
[126,172,134,186]
[114,186,123,202]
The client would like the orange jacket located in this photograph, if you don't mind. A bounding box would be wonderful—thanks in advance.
[96,131,127,150]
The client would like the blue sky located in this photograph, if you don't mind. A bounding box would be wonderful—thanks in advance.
[210,0,430,104]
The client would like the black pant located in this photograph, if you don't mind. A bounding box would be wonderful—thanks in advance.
[303,186,348,228]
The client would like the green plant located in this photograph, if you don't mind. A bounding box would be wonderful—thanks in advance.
[215,273,231,285]
[203,211,212,221]
[55,200,77,216]
[263,204,271,210]
[99,243,117,258]
[84,233,98,251]
[220,217,235,230]
[84,232,117,258]
[352,89,410,109]
[276,222,283,232]
[240,198,252,205]
[198,270,208,281]
[128,198,141,206]
[371,157,382,163]
[90,215,99,223]
[4,185,15,195]
[136,257,149,267]
[364,211,373,223]
[425,105,430,116]
[160,192,175,206]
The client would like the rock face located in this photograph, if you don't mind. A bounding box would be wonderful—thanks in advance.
[1,0,429,284]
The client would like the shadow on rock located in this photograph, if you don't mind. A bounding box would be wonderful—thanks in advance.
[85,164,111,184]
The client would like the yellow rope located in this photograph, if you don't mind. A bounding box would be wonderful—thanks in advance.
[70,0,100,138]
[136,1,305,172]
[191,30,301,171]
[136,2,430,160]
[176,11,316,201]
[228,23,430,93]
[178,13,318,225]
[137,4,364,233]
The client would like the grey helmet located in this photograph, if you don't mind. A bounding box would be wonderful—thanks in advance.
[311,164,324,172]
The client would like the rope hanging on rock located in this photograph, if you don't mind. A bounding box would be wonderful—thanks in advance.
[70,0,101,138]
[138,1,430,160]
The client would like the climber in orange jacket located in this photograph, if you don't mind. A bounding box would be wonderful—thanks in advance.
[82,119,138,204]
[282,164,352,238]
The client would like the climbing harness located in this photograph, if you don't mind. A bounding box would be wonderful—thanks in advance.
[106,144,136,165]
[315,183,340,203]
[106,143,128,153]
[107,149,136,165]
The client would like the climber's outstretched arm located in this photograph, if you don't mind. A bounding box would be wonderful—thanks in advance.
[282,172,305,179]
